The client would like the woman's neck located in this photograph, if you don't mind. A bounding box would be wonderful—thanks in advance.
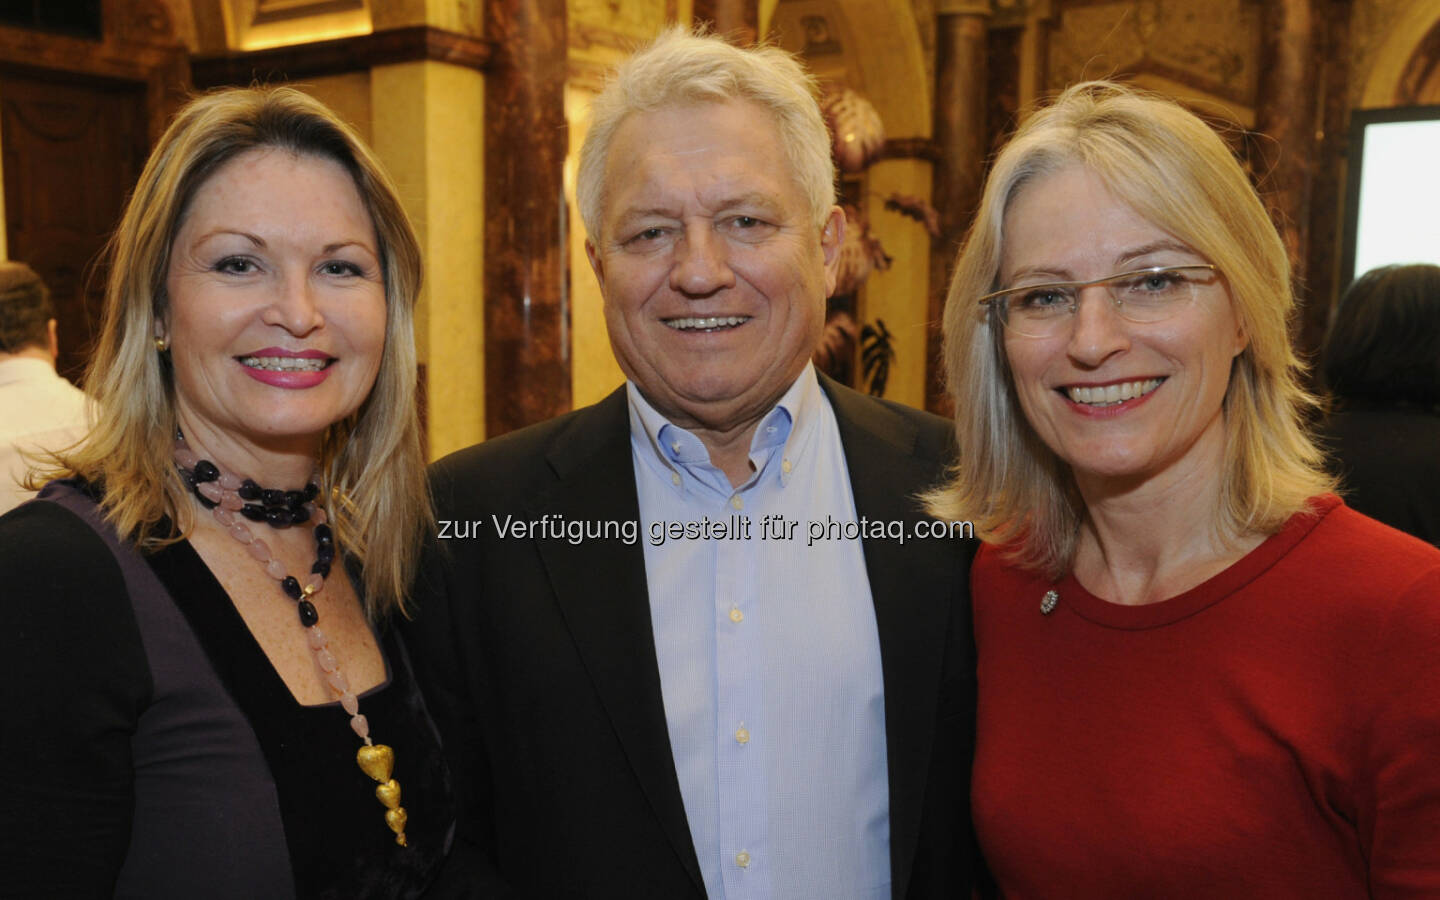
[1069,427,1261,606]
[176,417,320,490]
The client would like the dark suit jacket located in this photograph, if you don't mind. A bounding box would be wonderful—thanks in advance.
[408,376,977,898]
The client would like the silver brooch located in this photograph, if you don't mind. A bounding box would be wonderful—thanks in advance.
[1040,590,1059,615]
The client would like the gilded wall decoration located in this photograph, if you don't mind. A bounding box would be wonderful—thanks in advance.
[114,0,178,43]
[801,15,844,54]
[1047,0,1259,104]
[771,0,863,88]
[569,0,675,49]
[1350,0,1439,106]
[252,0,366,24]
[910,0,937,96]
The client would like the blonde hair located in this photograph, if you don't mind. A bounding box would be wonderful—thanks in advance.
[926,81,1333,576]
[576,25,835,239]
[34,86,428,618]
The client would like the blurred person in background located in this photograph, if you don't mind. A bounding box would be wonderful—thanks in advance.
[0,260,89,513]
[1320,263,1440,546]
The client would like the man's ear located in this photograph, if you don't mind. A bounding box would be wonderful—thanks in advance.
[820,205,846,297]
[585,239,605,295]
[46,318,59,361]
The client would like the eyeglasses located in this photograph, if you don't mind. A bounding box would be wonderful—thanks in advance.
[978,264,1219,338]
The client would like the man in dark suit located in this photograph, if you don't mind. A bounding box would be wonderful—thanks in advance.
[409,27,977,899]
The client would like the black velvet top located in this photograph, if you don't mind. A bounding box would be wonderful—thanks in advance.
[0,481,454,898]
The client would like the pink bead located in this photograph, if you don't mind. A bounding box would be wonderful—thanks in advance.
[315,648,338,672]
[173,448,199,469]
[218,472,243,491]
[220,492,244,511]
[246,537,271,562]
[304,573,324,594]
[197,481,224,503]
[228,522,253,544]
[340,691,360,716]
[325,669,349,693]
[265,559,287,580]
[350,714,369,739]
[307,627,328,650]
[305,503,327,526]
[212,507,235,527]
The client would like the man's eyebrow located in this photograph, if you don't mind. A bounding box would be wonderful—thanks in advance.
[612,206,681,224]
[613,192,786,222]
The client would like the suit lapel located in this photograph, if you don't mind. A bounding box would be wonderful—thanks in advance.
[822,376,958,900]
[528,388,706,894]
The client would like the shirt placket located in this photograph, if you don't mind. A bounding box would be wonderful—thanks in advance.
[715,488,768,898]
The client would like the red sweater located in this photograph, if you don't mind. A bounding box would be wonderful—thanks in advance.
[972,497,1440,898]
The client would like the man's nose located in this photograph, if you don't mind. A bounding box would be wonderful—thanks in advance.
[669,225,736,296]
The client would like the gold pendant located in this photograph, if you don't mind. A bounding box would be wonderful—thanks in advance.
[357,744,408,846]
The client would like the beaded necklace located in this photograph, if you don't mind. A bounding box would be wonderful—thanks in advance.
[174,434,409,846]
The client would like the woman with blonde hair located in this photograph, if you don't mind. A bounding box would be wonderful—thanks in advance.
[932,81,1440,895]
[0,87,453,896]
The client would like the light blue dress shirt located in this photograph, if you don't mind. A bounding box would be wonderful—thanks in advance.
[629,363,891,900]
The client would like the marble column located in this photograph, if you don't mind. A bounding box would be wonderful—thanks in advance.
[1254,0,1320,355]
[928,0,991,414]
[1302,0,1355,361]
[693,0,759,44]
[485,0,570,436]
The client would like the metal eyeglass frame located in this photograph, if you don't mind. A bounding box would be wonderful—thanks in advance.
[977,264,1219,338]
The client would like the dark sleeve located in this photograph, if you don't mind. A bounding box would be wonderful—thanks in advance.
[0,501,152,898]
[403,472,516,899]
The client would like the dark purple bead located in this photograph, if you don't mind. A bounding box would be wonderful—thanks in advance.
[193,460,219,483]
[239,504,267,522]
[265,507,292,528]
[297,599,319,627]
[238,479,262,501]
[284,490,306,509]
[282,576,302,600]
[315,524,333,546]
[316,542,336,564]
[260,488,286,508]
[303,483,319,502]
[289,505,310,525]
[311,559,332,578]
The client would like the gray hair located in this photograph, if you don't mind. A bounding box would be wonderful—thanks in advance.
[576,25,836,239]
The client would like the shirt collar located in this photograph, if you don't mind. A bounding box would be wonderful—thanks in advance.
[0,356,64,388]
[626,362,825,492]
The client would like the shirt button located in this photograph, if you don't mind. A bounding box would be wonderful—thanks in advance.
[781,458,792,475]
[730,495,743,510]
[729,607,744,623]
[671,441,681,454]
[671,472,682,486]
[736,850,751,868]
[735,725,750,744]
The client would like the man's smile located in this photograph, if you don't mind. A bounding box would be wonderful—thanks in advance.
[662,315,752,332]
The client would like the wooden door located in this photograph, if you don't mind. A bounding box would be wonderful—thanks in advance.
[1,71,148,382]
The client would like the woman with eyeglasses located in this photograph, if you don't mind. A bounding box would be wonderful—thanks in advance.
[929,81,1440,896]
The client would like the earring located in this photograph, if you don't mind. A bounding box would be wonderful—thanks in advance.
[155,336,169,352]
